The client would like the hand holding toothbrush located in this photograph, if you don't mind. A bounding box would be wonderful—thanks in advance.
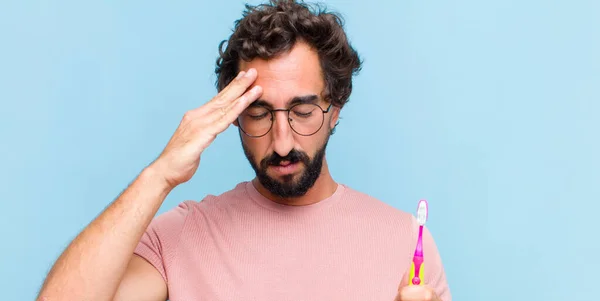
[394,273,441,301]
[394,200,441,301]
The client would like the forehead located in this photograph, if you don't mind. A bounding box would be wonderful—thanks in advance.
[239,41,325,107]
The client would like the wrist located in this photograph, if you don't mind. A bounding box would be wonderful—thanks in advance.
[140,163,175,196]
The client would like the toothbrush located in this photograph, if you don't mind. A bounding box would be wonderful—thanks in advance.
[409,199,428,285]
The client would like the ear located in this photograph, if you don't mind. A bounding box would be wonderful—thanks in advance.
[329,105,340,131]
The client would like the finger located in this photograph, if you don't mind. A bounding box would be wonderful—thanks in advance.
[223,80,262,113]
[185,69,257,121]
[213,85,263,132]
[203,83,262,125]
[210,68,258,108]
[398,266,411,291]
[395,286,435,301]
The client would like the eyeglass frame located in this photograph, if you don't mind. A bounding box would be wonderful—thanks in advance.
[237,102,333,138]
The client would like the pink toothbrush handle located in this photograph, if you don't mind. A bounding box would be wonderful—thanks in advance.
[409,225,424,285]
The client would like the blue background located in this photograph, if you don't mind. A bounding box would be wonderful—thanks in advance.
[1,0,598,300]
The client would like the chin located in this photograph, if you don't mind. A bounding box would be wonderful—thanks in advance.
[266,170,295,184]
[258,171,313,198]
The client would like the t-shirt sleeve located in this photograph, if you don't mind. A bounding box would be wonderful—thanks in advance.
[133,201,191,283]
[422,224,452,301]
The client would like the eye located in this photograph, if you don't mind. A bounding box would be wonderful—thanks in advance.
[291,104,316,118]
[244,107,270,119]
[249,112,268,119]
[292,111,312,118]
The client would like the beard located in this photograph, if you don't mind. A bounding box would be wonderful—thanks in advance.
[241,137,329,198]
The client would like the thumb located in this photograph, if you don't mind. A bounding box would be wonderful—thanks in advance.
[398,265,411,291]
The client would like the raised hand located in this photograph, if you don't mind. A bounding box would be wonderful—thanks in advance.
[152,68,262,188]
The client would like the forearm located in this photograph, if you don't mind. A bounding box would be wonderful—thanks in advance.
[37,164,173,301]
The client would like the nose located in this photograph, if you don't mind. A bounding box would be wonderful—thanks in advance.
[270,111,294,157]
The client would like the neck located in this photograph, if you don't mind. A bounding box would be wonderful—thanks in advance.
[252,158,337,206]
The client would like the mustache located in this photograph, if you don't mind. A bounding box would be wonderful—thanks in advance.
[260,149,310,168]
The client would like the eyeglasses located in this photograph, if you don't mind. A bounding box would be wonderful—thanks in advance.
[238,103,332,137]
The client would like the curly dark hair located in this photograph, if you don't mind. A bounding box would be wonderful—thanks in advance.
[215,0,362,109]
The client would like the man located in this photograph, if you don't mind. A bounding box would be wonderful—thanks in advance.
[37,1,451,300]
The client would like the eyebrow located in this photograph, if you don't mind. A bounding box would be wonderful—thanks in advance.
[250,94,319,108]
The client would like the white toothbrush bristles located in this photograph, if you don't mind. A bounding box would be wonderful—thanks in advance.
[416,200,428,226]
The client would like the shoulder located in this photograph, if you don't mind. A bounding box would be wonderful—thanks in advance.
[340,184,420,231]
[341,184,415,218]
[156,182,250,224]
[180,181,250,213]
[142,182,249,240]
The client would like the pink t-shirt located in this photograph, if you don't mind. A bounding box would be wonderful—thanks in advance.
[134,181,451,300]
